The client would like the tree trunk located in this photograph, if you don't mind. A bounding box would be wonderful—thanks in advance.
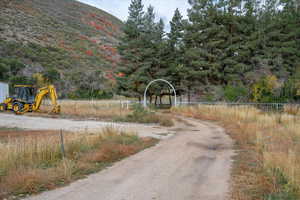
[155,96,158,106]
[188,86,191,103]
[168,89,172,105]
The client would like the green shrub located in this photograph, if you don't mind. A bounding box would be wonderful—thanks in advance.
[117,104,174,126]
[67,89,113,100]
[252,75,280,103]
[43,68,61,82]
[224,85,248,102]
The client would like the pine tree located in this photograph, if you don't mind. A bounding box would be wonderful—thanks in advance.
[140,7,167,98]
[220,0,258,85]
[116,0,145,99]
[257,0,300,81]
[184,0,229,100]
[117,0,300,102]
[166,9,186,97]
[168,8,184,50]
[117,2,167,100]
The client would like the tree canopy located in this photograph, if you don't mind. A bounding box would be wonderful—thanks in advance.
[116,0,300,102]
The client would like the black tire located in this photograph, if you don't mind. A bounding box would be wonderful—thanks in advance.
[0,103,7,112]
[12,102,24,114]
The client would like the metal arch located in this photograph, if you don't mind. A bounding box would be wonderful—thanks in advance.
[143,79,177,107]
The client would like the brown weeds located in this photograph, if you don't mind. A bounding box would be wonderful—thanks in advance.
[40,100,131,120]
[0,128,158,199]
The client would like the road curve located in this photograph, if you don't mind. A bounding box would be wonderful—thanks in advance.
[23,117,234,200]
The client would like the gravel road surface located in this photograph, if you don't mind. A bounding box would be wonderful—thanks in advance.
[0,113,174,139]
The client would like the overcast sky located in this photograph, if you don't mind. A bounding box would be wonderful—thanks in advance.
[77,0,191,31]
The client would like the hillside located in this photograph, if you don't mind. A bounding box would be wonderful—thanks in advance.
[0,0,123,98]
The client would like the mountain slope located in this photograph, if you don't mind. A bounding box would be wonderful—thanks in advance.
[0,0,123,97]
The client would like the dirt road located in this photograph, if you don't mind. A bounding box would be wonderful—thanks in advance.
[16,116,234,200]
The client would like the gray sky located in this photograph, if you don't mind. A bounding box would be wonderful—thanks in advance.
[77,0,191,31]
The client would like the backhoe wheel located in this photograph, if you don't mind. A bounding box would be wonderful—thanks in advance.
[12,102,24,114]
[0,103,7,112]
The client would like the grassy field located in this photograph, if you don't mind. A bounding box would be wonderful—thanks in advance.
[39,100,131,120]
[39,101,174,126]
[172,105,300,200]
[0,127,158,199]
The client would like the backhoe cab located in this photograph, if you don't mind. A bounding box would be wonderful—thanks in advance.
[0,85,60,115]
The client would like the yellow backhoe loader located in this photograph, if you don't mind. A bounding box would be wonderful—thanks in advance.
[0,85,60,114]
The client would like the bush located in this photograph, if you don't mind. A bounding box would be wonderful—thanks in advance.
[281,74,300,102]
[67,89,113,100]
[43,68,61,82]
[0,58,25,82]
[252,75,280,103]
[224,85,248,102]
[0,63,9,81]
[117,104,174,126]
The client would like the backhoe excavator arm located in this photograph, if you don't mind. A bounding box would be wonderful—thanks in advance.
[33,85,60,114]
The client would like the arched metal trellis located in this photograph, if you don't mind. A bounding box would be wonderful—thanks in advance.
[143,79,177,107]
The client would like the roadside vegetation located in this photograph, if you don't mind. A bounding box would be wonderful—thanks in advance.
[40,101,174,127]
[115,104,174,127]
[172,105,300,200]
[0,128,158,199]
[57,100,131,120]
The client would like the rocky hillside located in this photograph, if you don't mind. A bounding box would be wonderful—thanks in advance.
[0,0,123,98]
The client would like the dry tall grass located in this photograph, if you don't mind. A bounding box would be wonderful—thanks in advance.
[39,100,174,126]
[284,104,300,116]
[40,100,131,120]
[172,105,300,199]
[0,128,157,198]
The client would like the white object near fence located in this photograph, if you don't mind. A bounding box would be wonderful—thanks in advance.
[0,82,9,103]
[143,79,177,107]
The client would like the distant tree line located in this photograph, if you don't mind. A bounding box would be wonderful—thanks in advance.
[116,0,300,103]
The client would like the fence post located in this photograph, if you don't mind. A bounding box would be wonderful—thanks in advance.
[60,129,65,159]
[119,100,122,117]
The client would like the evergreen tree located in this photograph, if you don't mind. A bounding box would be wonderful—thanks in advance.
[139,6,163,80]
[263,0,300,79]
[184,0,229,100]
[220,0,258,85]
[117,0,300,102]
[116,0,145,99]
[168,8,184,50]
[166,9,186,97]
[117,2,167,100]
[140,7,168,99]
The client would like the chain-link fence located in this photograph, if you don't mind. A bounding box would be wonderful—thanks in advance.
[178,101,300,113]
[41,98,300,114]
